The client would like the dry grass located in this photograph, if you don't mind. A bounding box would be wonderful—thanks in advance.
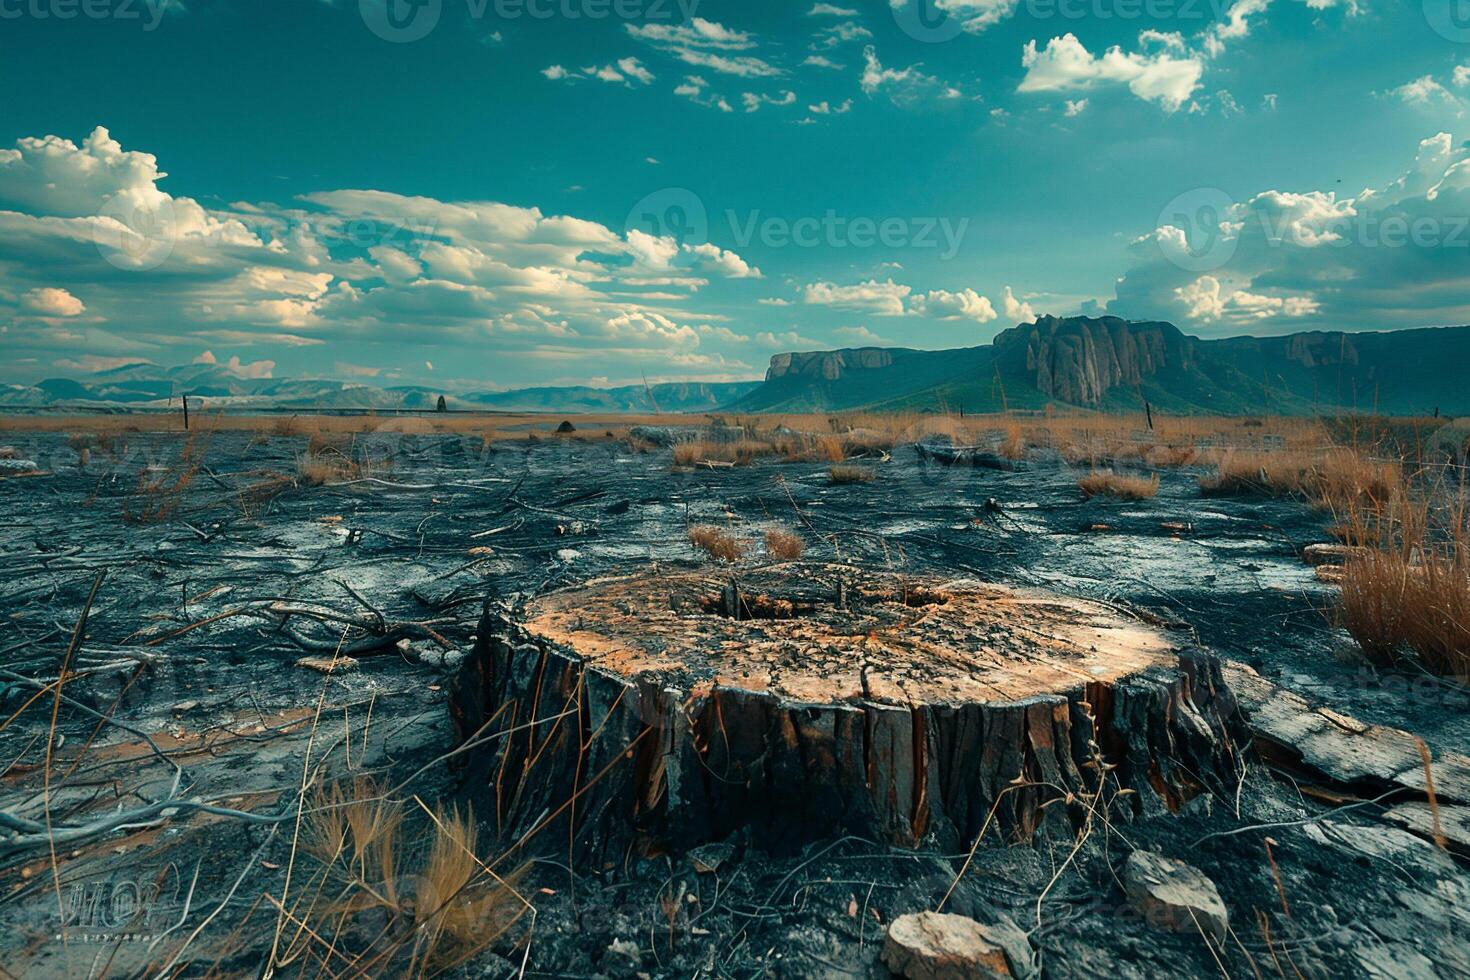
[689,524,746,562]
[298,778,526,976]
[828,464,875,484]
[122,429,209,523]
[1339,484,1470,679]
[765,527,805,560]
[1078,470,1160,500]
[297,451,364,486]
[1000,423,1026,461]
[671,438,777,467]
[1200,448,1398,509]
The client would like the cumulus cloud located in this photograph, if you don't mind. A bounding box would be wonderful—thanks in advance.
[20,287,85,317]
[1110,132,1470,333]
[0,126,764,382]
[1019,33,1203,112]
[910,288,998,322]
[803,279,912,315]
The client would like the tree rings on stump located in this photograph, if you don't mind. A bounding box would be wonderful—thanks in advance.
[449,564,1242,862]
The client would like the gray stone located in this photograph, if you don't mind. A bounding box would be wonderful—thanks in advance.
[1122,850,1228,942]
[881,911,1012,979]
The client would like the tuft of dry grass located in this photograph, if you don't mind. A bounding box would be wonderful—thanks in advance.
[1000,423,1026,461]
[1200,448,1398,509]
[672,438,776,467]
[764,527,805,560]
[123,429,209,523]
[1078,470,1159,500]
[297,452,363,486]
[298,779,526,976]
[828,464,875,484]
[1339,485,1470,679]
[689,524,746,562]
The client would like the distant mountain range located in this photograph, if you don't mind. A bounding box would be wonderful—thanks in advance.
[0,361,760,414]
[730,316,1470,417]
[6,317,1468,417]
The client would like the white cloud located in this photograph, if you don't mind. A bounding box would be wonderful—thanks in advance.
[1001,287,1036,323]
[1112,132,1470,333]
[1389,75,1463,108]
[0,127,764,381]
[1064,99,1088,117]
[756,329,820,348]
[1019,33,1203,112]
[803,279,911,315]
[910,288,997,322]
[626,18,782,78]
[809,3,858,14]
[617,57,655,85]
[20,287,85,317]
[808,99,853,114]
[834,325,891,344]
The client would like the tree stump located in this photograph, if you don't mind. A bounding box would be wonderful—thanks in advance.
[450,564,1242,862]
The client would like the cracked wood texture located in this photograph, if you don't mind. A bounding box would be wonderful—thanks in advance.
[450,564,1243,860]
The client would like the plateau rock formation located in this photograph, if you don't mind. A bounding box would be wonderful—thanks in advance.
[994,315,1193,407]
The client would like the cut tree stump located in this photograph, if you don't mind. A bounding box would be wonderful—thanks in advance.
[450,564,1243,861]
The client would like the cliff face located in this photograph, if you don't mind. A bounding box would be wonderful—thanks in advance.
[766,348,896,382]
[995,315,1193,406]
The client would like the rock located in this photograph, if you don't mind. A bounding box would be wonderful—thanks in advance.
[296,655,359,673]
[1302,543,1363,566]
[766,347,895,382]
[993,315,1192,408]
[555,420,576,433]
[1122,850,1228,942]
[602,938,643,977]
[688,841,736,874]
[628,425,697,447]
[881,911,1012,979]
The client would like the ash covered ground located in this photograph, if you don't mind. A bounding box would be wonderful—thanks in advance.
[0,423,1466,978]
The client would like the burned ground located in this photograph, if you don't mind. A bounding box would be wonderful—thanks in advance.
[0,425,1466,977]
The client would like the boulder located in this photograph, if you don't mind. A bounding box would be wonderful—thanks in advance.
[881,911,1012,979]
[1122,850,1228,942]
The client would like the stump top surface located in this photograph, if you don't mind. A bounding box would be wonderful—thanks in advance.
[522,564,1175,704]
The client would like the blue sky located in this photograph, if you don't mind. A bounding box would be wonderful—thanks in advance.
[2,0,1469,389]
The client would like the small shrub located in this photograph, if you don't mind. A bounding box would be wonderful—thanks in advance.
[1078,470,1160,500]
[689,524,746,562]
[765,528,805,560]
